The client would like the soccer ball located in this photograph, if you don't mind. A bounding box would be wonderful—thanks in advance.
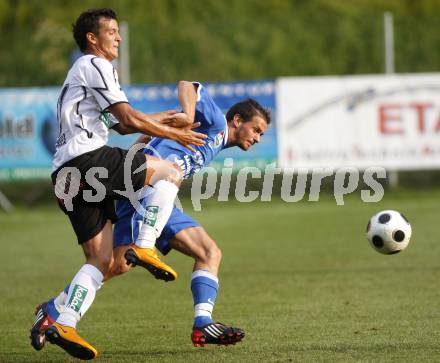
[366,210,412,254]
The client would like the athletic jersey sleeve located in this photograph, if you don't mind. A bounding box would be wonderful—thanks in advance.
[193,83,225,130]
[82,57,128,110]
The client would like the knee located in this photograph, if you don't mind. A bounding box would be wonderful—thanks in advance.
[204,243,222,265]
[167,162,183,185]
[157,161,182,185]
[147,158,183,186]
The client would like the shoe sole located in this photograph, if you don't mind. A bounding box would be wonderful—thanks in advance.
[45,327,96,360]
[125,249,175,282]
[192,328,245,346]
[220,329,245,345]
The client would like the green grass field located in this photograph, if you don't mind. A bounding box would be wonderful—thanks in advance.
[1,189,440,362]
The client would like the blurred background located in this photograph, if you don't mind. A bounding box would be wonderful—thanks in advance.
[1,0,439,86]
[1,2,440,361]
[0,0,439,206]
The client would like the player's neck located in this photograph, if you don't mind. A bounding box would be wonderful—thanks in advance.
[225,125,236,147]
[84,48,113,62]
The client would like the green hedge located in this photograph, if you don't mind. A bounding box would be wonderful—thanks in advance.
[0,0,438,87]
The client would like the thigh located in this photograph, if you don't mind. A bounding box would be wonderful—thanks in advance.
[169,226,217,260]
[156,208,200,255]
[144,154,182,186]
[113,198,137,247]
[115,204,200,256]
[81,220,114,274]
[65,198,117,244]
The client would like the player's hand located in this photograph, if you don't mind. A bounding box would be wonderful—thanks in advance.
[161,112,194,129]
[170,127,207,153]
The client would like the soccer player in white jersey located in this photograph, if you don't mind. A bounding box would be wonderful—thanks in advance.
[29,8,206,360]
[32,80,271,349]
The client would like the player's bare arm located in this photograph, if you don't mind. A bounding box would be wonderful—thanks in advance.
[112,109,177,135]
[159,81,198,129]
[132,134,152,145]
[178,81,198,121]
[108,102,206,151]
[150,109,178,122]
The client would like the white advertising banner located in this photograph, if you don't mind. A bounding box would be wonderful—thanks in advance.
[277,74,440,170]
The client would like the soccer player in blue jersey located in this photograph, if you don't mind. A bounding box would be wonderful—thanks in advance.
[117,81,270,346]
[33,81,270,348]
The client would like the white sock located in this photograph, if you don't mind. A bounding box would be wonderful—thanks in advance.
[136,180,179,248]
[56,264,103,328]
[53,290,68,313]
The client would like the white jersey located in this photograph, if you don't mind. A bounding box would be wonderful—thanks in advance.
[52,54,127,170]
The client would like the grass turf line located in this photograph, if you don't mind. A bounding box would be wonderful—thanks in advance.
[1,190,440,362]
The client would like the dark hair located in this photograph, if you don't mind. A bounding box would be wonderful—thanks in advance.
[72,8,117,52]
[226,99,271,125]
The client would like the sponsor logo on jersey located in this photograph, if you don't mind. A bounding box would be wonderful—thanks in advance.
[67,284,89,313]
[144,206,159,227]
[99,111,118,128]
[214,131,225,148]
[172,152,204,179]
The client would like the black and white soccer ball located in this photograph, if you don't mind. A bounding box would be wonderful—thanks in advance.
[366,210,412,254]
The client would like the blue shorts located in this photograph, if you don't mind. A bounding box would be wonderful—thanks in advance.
[113,199,199,255]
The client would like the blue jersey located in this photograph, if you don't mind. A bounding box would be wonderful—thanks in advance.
[145,83,228,178]
[114,82,228,251]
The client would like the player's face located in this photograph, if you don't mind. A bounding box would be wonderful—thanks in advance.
[235,115,268,151]
[91,18,121,61]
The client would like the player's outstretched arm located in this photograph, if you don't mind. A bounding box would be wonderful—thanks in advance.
[132,134,152,146]
[112,110,178,136]
[159,81,198,129]
[108,102,206,150]
[112,109,177,135]
[178,80,198,121]
[150,109,179,122]
[111,123,137,135]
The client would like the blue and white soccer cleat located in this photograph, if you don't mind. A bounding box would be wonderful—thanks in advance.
[29,299,58,351]
[191,322,245,347]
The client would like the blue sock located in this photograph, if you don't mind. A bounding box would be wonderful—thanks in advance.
[191,270,219,327]
[46,298,60,321]
[48,284,70,321]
